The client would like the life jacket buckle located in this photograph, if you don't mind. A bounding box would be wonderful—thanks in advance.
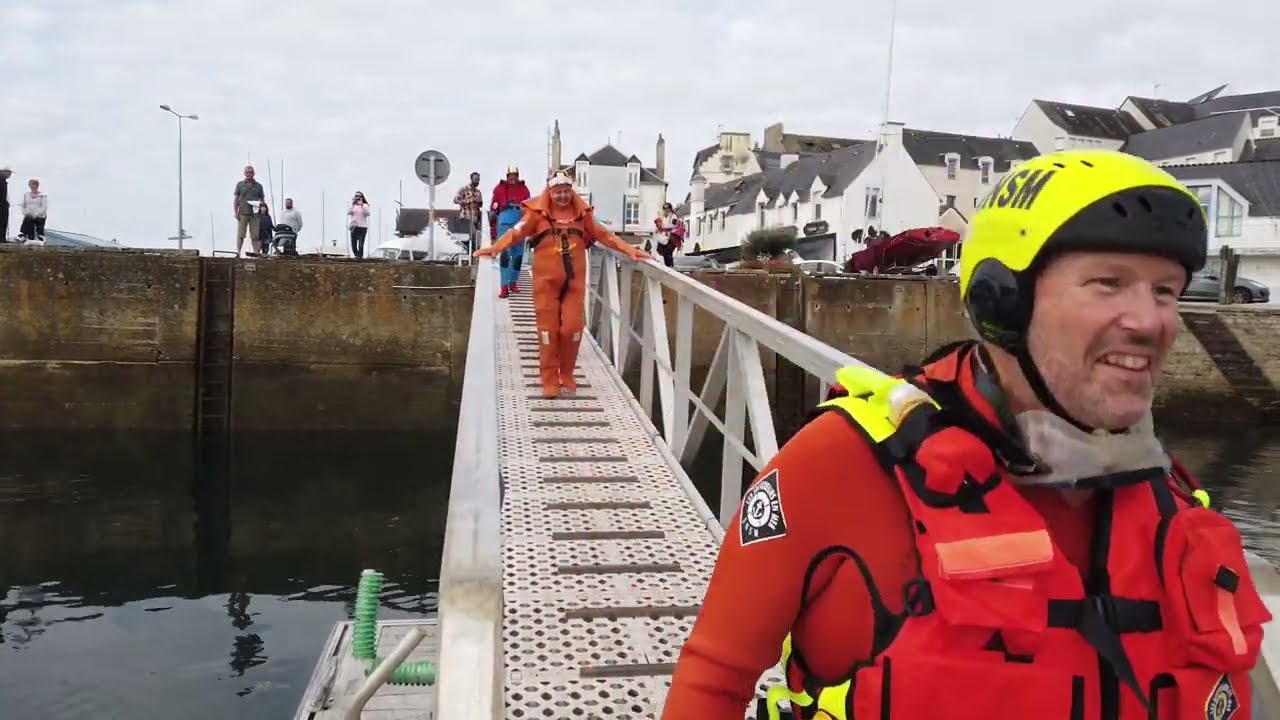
[903,577,935,617]
[1090,593,1117,629]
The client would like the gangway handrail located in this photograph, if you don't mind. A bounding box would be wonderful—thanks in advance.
[1249,551,1280,718]
[585,245,870,529]
[435,256,503,720]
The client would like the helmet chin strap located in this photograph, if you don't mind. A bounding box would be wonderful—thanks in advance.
[1013,346,1099,434]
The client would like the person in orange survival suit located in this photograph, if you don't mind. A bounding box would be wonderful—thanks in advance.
[474,172,651,398]
[660,149,1271,720]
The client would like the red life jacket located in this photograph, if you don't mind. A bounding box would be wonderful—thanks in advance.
[821,342,1271,720]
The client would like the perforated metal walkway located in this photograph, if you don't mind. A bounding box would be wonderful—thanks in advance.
[496,267,781,719]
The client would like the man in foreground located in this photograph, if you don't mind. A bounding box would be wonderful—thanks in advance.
[662,149,1270,720]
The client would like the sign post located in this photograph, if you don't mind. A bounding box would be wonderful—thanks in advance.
[415,150,451,259]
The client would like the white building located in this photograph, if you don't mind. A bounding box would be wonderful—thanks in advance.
[549,122,669,239]
[1165,159,1280,289]
[1012,99,1143,155]
[899,128,1040,217]
[682,122,943,264]
[687,122,864,185]
[1013,86,1280,165]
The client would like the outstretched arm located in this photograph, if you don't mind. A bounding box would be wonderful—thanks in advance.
[588,216,651,261]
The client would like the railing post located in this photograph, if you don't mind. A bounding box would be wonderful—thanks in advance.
[734,332,780,464]
[639,279,655,418]
[602,258,622,366]
[720,328,747,527]
[671,294,693,454]
[645,276,676,440]
[679,326,729,467]
[617,264,635,371]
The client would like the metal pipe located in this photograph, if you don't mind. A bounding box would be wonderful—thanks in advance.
[343,627,426,720]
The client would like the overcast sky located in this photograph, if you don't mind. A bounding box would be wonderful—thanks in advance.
[1,0,1274,253]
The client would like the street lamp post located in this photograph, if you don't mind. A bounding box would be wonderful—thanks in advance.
[160,104,198,250]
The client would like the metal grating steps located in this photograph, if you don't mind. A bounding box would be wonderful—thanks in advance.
[496,267,781,719]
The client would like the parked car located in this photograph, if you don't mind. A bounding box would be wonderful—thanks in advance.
[1179,269,1271,303]
[796,259,844,275]
[672,254,722,272]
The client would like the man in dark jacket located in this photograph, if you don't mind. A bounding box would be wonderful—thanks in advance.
[1,167,10,242]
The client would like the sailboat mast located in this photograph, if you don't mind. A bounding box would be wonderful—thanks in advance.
[866,0,898,246]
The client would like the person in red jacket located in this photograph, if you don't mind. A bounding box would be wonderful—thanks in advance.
[661,150,1270,720]
[490,165,532,296]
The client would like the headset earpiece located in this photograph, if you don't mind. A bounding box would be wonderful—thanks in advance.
[964,259,1031,353]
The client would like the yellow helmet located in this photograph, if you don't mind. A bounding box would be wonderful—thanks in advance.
[961,149,1207,351]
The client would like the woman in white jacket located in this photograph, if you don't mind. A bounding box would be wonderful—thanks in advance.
[19,178,47,243]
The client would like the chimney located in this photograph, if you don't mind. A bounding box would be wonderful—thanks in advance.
[763,122,785,153]
[879,120,905,151]
[551,120,562,173]
[690,173,707,219]
[656,133,666,180]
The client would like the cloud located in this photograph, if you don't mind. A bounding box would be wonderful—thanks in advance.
[1,0,1275,252]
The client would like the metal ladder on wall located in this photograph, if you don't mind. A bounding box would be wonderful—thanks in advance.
[196,257,235,437]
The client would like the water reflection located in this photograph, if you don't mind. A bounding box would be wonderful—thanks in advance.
[0,428,455,720]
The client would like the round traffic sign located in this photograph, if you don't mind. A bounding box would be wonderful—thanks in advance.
[415,150,450,186]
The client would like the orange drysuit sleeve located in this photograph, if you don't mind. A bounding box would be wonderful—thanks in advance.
[661,411,916,720]
[586,216,646,258]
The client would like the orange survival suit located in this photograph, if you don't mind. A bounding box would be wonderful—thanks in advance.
[477,181,648,397]
[662,341,1271,720]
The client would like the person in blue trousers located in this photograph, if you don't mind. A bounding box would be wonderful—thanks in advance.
[497,202,526,298]
[490,165,531,298]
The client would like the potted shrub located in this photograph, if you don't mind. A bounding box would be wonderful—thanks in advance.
[739,226,800,271]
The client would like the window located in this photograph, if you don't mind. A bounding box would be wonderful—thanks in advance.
[1215,188,1244,237]
[813,203,822,220]
[1213,150,1230,162]
[1260,116,1277,138]
[865,187,880,219]
[945,153,959,179]
[696,217,704,236]
[575,161,589,188]
[792,204,799,222]
[719,211,725,230]
[1187,184,1212,218]
[626,164,640,190]
[624,200,640,226]
[757,203,765,228]
[1053,136,1066,151]
[978,157,992,185]
[945,194,956,208]
[720,155,734,172]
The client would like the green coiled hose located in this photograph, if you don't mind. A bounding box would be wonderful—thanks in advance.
[350,568,437,686]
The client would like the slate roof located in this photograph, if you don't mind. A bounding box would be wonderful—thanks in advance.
[697,143,879,216]
[1242,139,1280,162]
[1121,113,1248,161]
[572,144,666,184]
[773,133,866,155]
[900,128,1039,172]
[1125,96,1199,129]
[1186,84,1231,105]
[1193,90,1280,117]
[1163,159,1280,217]
[1034,100,1144,140]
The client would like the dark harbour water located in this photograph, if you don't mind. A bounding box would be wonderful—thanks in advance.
[0,422,1277,720]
